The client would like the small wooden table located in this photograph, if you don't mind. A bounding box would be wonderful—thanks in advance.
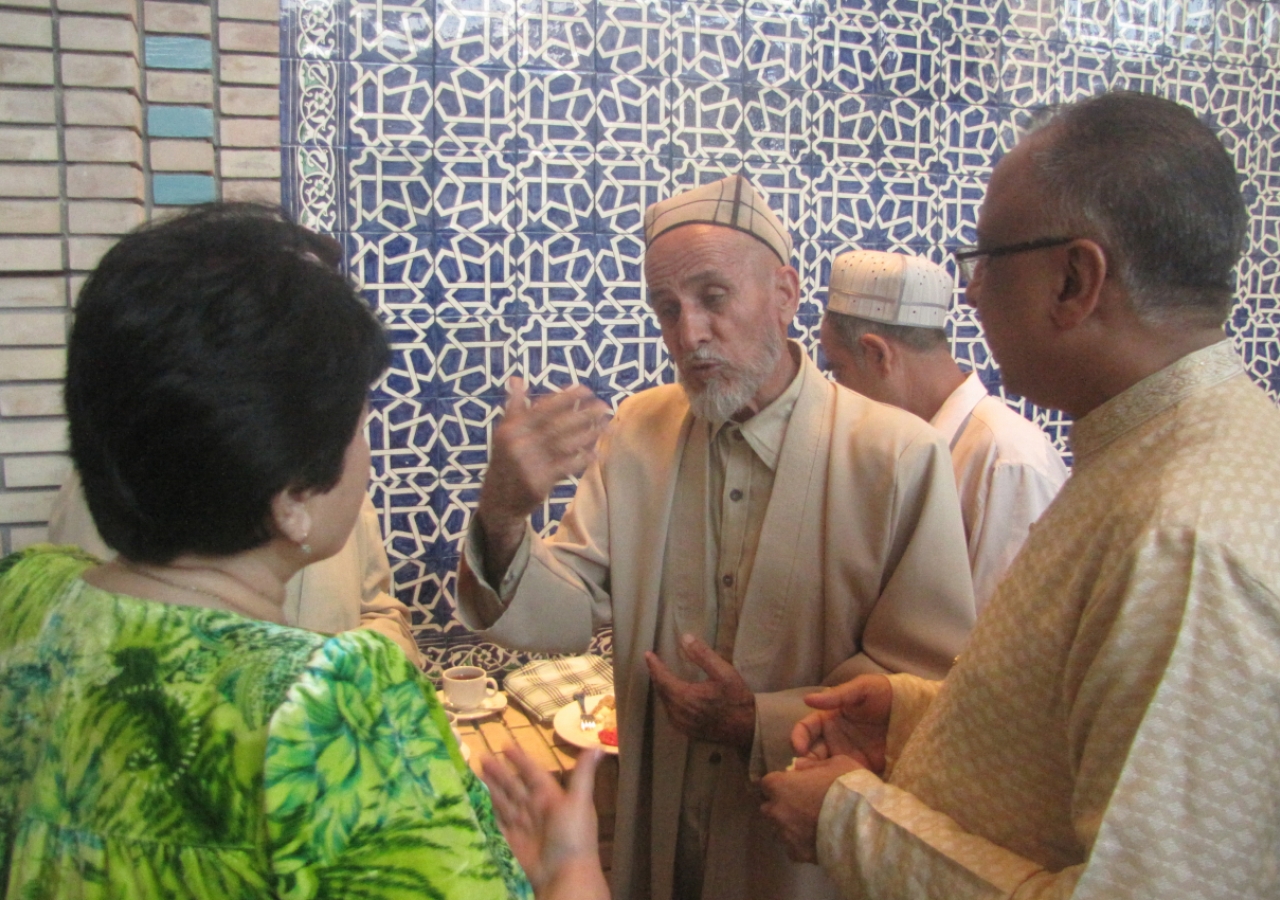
[456,701,619,880]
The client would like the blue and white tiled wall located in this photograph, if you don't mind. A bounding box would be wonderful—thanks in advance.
[234,0,1280,664]
[6,0,1280,664]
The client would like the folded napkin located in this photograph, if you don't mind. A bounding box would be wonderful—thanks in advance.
[504,655,613,723]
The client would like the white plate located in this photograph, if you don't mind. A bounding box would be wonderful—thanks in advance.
[552,695,619,755]
[445,691,508,722]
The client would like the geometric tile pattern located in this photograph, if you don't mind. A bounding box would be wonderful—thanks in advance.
[281,0,1280,668]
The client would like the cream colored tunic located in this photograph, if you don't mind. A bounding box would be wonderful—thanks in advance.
[931,373,1068,612]
[458,348,976,900]
[46,473,423,665]
[817,341,1280,899]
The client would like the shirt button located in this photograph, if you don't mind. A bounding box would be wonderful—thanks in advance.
[722,574,734,587]
[729,488,743,502]
[709,751,722,764]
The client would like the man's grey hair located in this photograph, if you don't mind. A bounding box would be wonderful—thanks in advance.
[824,310,949,357]
[1025,91,1247,325]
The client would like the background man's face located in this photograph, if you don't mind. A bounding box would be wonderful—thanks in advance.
[819,316,883,402]
[645,224,788,419]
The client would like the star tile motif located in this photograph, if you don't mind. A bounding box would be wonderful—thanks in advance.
[284,0,1280,670]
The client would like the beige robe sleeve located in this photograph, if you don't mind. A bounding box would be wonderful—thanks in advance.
[455,437,616,655]
[815,531,1280,899]
[346,497,422,666]
[751,433,975,778]
[882,673,942,778]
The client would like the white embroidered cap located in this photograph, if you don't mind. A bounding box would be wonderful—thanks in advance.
[826,249,953,329]
[644,175,792,265]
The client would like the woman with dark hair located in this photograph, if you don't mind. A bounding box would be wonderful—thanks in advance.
[0,204,586,899]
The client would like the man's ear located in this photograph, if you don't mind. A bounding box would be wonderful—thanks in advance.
[775,264,801,326]
[270,487,314,546]
[856,333,894,376]
[1052,239,1107,329]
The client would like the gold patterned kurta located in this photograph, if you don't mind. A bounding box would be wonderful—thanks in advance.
[817,340,1280,899]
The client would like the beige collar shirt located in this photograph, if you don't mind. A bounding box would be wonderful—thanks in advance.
[701,353,804,659]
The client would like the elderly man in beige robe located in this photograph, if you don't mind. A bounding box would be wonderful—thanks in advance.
[761,91,1280,899]
[456,175,976,900]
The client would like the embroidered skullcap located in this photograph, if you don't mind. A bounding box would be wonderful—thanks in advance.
[644,175,792,265]
[826,249,952,329]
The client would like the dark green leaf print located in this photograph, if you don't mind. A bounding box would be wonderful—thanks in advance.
[265,631,531,900]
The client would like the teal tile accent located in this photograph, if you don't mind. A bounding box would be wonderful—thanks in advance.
[153,174,216,206]
[147,106,214,138]
[145,36,213,70]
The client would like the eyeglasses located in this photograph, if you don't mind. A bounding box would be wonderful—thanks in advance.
[951,236,1077,283]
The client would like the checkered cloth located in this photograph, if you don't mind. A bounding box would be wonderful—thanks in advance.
[503,655,613,723]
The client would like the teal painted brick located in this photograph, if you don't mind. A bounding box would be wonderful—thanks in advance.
[147,106,214,138]
[145,36,213,70]
[153,174,216,206]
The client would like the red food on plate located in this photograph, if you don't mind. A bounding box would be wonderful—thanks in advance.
[598,727,618,747]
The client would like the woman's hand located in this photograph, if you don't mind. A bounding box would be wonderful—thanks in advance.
[481,744,611,900]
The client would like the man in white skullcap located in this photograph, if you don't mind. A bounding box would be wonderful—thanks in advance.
[456,174,976,900]
[820,249,1068,611]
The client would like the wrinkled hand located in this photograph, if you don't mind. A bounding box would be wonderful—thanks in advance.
[645,634,756,749]
[790,674,892,775]
[480,744,609,900]
[760,755,863,863]
[477,378,609,575]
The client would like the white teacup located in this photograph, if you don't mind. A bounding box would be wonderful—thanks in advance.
[442,665,499,711]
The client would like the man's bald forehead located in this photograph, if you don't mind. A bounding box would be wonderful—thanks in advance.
[979,140,1052,238]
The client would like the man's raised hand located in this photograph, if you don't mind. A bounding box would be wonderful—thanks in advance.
[477,377,609,581]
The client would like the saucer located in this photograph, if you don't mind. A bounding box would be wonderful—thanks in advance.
[445,691,508,722]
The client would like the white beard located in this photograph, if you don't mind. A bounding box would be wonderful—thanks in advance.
[678,329,785,423]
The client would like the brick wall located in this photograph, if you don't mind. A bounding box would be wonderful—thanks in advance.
[0,0,281,554]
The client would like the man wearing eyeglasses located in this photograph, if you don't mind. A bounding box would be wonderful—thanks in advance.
[819,249,1068,612]
[761,90,1280,899]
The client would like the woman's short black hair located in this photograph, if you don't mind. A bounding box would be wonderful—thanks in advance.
[66,203,390,564]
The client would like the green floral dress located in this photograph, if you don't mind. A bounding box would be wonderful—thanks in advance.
[0,546,533,900]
